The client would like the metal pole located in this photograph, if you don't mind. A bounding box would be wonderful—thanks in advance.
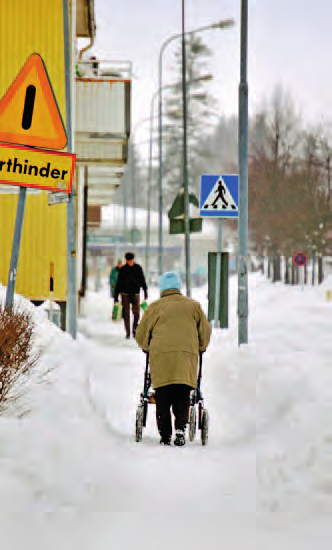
[130,145,136,250]
[238,0,249,345]
[158,49,164,277]
[145,91,158,281]
[63,0,76,339]
[212,219,223,327]
[217,219,222,253]
[327,154,330,210]
[182,0,191,297]
[123,167,127,251]
[157,20,235,280]
[214,253,221,328]
[81,166,88,296]
[5,187,27,310]
[146,86,177,280]
[157,31,205,279]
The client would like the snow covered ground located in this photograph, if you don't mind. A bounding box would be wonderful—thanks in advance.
[0,272,331,548]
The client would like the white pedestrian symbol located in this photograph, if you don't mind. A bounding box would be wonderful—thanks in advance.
[203,177,237,211]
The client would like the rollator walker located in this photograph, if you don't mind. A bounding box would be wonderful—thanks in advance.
[135,351,209,445]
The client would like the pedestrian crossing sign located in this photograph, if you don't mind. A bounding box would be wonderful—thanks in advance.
[200,175,239,218]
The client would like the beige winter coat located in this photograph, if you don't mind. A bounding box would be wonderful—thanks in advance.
[135,289,211,389]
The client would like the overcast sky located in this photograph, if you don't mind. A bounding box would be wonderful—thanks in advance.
[86,0,332,148]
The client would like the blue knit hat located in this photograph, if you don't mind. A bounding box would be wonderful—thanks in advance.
[159,271,182,293]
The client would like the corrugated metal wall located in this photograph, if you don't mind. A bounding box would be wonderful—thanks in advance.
[0,0,69,301]
[75,78,129,164]
[76,80,126,134]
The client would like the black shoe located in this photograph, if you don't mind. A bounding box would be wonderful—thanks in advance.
[160,436,171,446]
[174,429,185,447]
[126,334,130,340]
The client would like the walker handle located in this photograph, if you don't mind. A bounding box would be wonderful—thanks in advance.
[196,352,203,395]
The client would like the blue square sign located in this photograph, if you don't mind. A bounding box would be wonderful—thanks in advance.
[200,174,239,218]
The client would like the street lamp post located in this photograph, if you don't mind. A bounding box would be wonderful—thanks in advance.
[238,0,249,345]
[146,79,212,283]
[157,18,235,279]
[181,0,191,296]
[146,88,173,283]
[146,91,159,282]
[129,117,154,259]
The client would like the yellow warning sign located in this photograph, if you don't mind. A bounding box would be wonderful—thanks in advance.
[0,143,75,192]
[0,54,67,150]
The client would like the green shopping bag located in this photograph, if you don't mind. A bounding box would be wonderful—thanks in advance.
[112,302,122,321]
[141,301,148,312]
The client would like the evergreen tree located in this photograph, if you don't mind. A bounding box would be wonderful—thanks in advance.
[162,35,215,206]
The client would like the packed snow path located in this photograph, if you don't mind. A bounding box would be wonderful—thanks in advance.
[0,273,331,548]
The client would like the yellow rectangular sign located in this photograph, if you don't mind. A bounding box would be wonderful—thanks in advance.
[0,143,76,192]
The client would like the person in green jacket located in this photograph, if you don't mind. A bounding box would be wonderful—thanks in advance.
[135,271,211,447]
[109,259,123,299]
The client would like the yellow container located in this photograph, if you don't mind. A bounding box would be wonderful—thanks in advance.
[326,290,332,302]
[0,192,67,301]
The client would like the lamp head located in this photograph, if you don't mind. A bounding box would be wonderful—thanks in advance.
[213,19,236,30]
[198,74,213,82]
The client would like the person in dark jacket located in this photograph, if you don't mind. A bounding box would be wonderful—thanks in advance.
[114,252,148,339]
[135,271,211,446]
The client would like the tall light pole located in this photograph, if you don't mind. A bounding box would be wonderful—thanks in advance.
[129,117,152,257]
[146,79,212,283]
[146,87,174,282]
[238,0,249,345]
[181,0,190,296]
[157,18,235,278]
[146,93,158,282]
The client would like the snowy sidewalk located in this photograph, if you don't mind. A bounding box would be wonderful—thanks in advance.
[0,274,331,548]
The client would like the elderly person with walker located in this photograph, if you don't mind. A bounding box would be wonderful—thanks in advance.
[135,272,211,446]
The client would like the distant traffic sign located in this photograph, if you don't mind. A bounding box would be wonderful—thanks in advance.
[48,191,70,206]
[200,175,239,217]
[0,53,67,150]
[293,252,308,267]
[0,143,75,192]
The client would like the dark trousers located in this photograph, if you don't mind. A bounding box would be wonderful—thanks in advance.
[155,384,191,440]
[121,294,140,337]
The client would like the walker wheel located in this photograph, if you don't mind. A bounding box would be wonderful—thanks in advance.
[201,409,209,446]
[135,405,144,442]
[189,406,196,441]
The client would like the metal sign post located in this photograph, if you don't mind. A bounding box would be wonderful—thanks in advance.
[213,252,221,328]
[213,219,223,327]
[238,0,249,346]
[207,252,229,328]
[200,175,238,329]
[293,252,308,292]
[63,0,76,339]
[5,187,27,309]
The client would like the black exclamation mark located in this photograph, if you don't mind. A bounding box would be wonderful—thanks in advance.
[22,85,36,130]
